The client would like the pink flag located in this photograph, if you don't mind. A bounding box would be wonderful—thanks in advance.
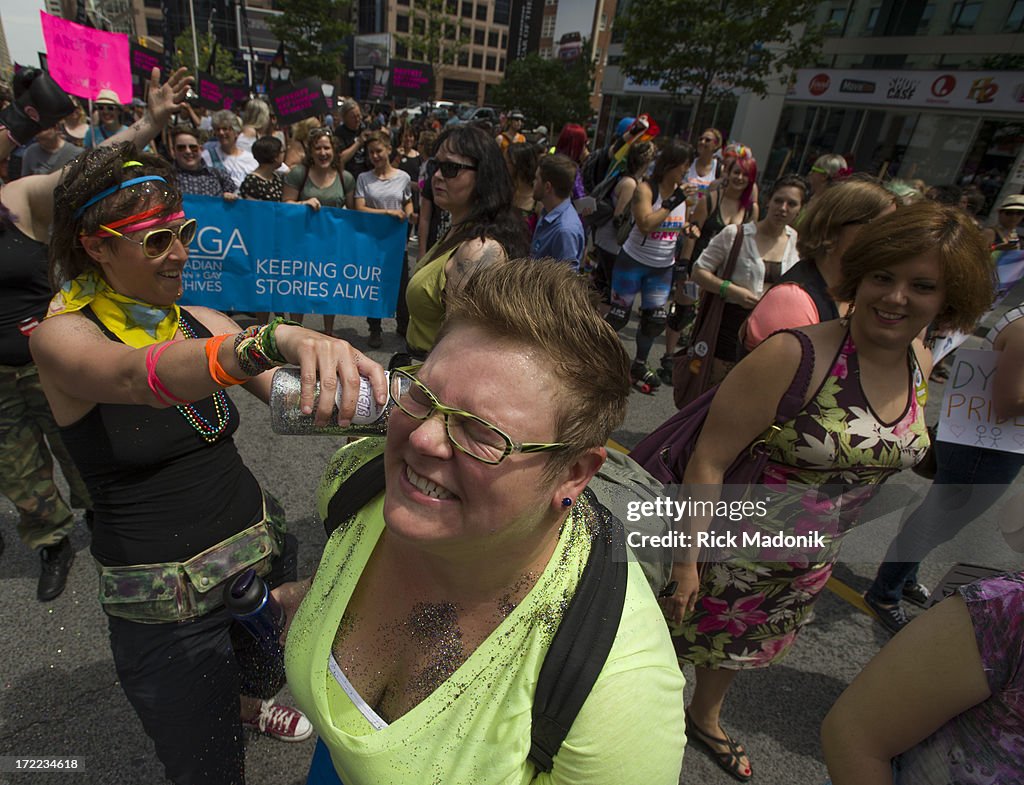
[40,11,131,103]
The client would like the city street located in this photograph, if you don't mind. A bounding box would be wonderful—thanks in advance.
[0,311,1019,785]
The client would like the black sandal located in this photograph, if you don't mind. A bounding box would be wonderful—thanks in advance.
[685,709,752,782]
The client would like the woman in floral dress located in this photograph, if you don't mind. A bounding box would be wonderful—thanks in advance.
[658,201,995,781]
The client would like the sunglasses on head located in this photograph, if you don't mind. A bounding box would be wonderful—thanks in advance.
[100,218,198,258]
[427,158,478,179]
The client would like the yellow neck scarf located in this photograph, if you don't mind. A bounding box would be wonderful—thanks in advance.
[46,269,180,348]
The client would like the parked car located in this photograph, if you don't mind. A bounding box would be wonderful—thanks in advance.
[446,106,500,126]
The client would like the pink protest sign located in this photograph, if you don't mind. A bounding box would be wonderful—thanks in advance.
[40,11,131,102]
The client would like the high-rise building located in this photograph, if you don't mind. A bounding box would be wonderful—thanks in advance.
[363,0,513,104]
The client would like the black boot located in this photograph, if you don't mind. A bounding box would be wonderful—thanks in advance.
[38,537,74,602]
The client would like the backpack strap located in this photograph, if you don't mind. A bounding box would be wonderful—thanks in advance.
[322,453,387,537]
[529,492,627,773]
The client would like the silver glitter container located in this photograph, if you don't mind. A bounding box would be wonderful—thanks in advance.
[269,368,408,436]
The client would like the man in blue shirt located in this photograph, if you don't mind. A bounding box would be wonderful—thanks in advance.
[530,154,586,270]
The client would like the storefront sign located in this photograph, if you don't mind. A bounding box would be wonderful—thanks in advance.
[790,68,1024,113]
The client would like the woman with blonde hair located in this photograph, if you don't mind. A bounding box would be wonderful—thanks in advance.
[237,98,272,153]
[286,117,322,168]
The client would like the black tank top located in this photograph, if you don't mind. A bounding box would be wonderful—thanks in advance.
[692,192,749,263]
[61,308,262,567]
[0,221,52,366]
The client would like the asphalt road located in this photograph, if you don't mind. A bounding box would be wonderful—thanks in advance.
[1,311,1019,785]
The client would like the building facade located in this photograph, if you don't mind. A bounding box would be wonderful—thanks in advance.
[356,0,512,104]
[600,0,1024,212]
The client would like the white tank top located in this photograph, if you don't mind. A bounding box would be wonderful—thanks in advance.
[622,188,687,269]
[685,158,719,200]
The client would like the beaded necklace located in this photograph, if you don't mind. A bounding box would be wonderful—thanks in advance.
[177,317,231,443]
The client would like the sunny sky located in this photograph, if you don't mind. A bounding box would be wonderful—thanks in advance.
[1,0,47,68]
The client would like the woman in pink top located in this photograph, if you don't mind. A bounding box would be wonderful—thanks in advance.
[742,178,896,352]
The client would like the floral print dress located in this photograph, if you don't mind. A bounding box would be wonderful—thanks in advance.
[674,330,930,670]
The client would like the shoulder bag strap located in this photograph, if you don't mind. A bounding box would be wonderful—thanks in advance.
[720,223,746,282]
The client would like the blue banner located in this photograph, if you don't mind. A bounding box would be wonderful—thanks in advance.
[178,195,407,318]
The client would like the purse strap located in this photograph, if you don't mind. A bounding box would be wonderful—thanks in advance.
[720,224,746,282]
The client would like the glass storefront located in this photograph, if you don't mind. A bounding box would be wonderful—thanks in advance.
[767,103,1022,217]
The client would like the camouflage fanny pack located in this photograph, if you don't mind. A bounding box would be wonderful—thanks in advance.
[97,496,283,624]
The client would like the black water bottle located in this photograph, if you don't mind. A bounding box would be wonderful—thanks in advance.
[225,568,287,697]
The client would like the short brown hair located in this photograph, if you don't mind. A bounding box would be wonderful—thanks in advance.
[796,178,896,261]
[833,200,995,333]
[169,125,205,145]
[364,130,392,149]
[537,154,577,200]
[439,257,630,481]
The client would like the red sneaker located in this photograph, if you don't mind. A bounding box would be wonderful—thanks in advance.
[243,699,313,742]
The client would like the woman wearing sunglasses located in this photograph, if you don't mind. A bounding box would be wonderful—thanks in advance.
[276,258,685,785]
[404,125,528,360]
[29,142,388,785]
[0,67,187,604]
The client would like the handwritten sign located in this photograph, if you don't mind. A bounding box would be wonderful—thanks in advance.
[390,60,432,99]
[269,78,328,125]
[937,348,1024,454]
[40,11,131,102]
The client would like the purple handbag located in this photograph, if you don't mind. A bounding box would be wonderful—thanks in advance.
[631,330,815,485]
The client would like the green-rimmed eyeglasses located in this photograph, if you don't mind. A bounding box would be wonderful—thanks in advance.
[390,366,570,465]
[100,218,198,258]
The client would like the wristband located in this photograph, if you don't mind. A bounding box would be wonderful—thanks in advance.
[260,317,300,364]
[719,280,732,299]
[206,334,248,386]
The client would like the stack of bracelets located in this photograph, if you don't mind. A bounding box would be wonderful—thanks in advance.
[146,316,300,407]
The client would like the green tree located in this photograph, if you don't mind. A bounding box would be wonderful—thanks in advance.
[268,0,352,82]
[393,0,469,99]
[618,0,824,136]
[172,29,244,83]
[491,54,593,132]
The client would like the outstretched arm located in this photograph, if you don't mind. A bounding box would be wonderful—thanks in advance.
[3,68,192,240]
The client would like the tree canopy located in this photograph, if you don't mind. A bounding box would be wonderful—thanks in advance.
[269,0,352,82]
[172,29,244,83]
[491,54,593,132]
[618,0,823,135]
